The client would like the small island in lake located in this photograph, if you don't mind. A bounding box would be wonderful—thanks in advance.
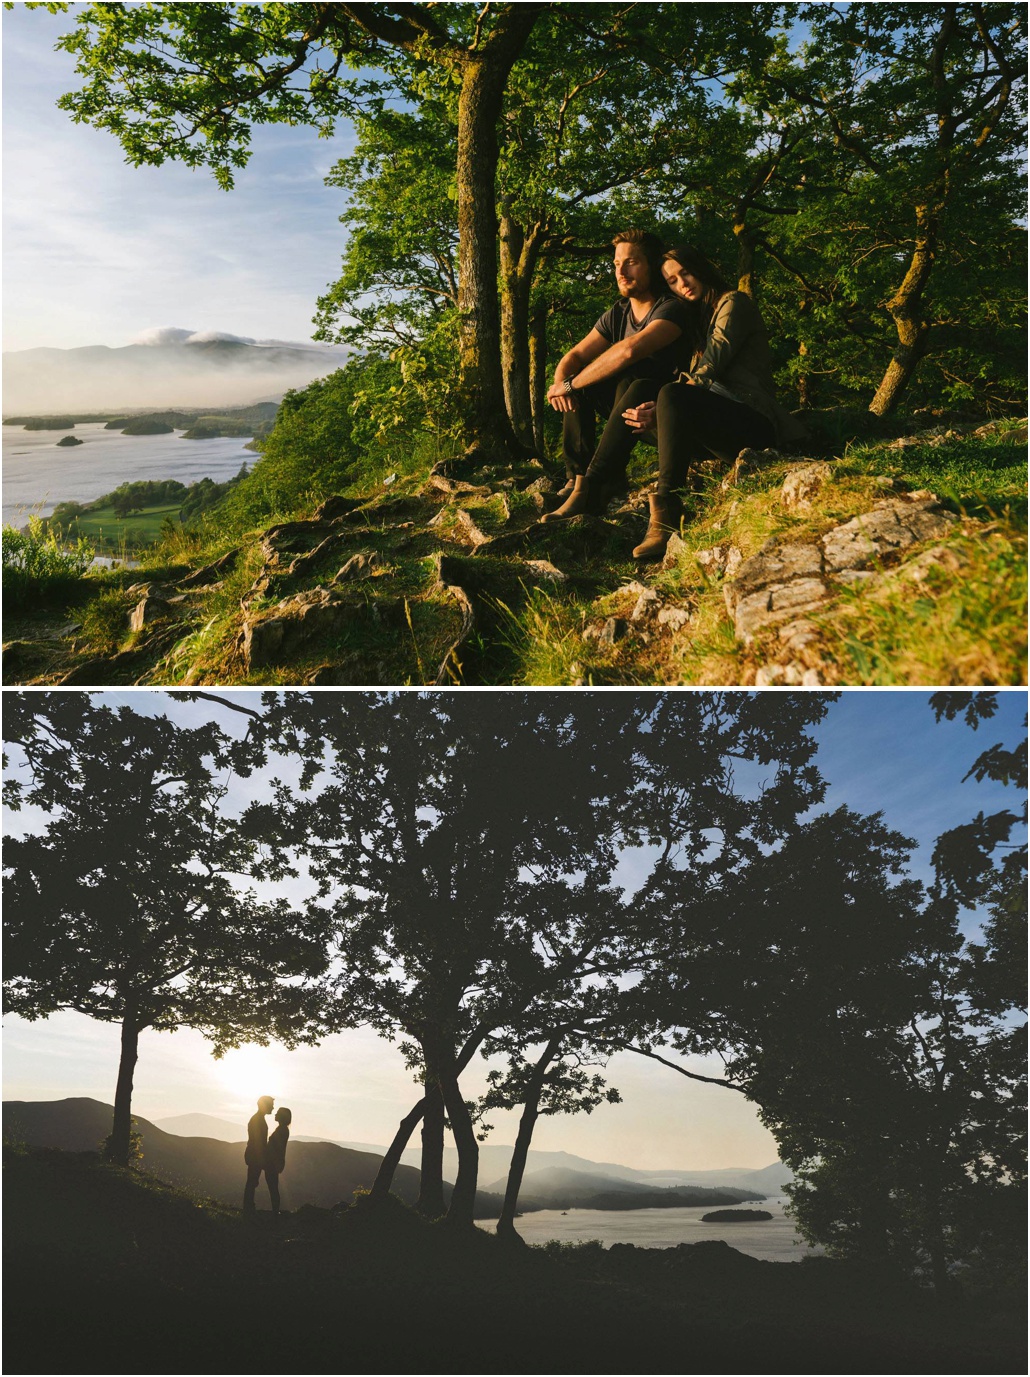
[24,416,76,430]
[56,435,84,447]
[120,417,175,435]
[701,1209,773,1223]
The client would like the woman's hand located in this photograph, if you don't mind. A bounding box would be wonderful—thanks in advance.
[622,400,657,432]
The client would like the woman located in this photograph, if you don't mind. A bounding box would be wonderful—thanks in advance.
[624,246,802,560]
[265,1106,291,1215]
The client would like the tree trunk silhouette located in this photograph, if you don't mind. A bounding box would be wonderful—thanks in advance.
[439,1068,479,1227]
[869,205,936,416]
[108,1005,140,1167]
[496,1036,563,1242]
[370,1096,426,1201]
[529,298,548,454]
[416,1082,447,1218]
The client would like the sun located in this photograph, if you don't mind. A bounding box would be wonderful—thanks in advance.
[212,1044,281,1102]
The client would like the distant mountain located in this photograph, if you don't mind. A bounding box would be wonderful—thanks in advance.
[487,1165,658,1202]
[150,1112,792,1200]
[2,1098,505,1217]
[487,1166,762,1211]
[406,1144,792,1197]
[2,338,349,414]
[152,1112,248,1142]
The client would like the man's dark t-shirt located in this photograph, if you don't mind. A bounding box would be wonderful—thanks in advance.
[594,294,692,381]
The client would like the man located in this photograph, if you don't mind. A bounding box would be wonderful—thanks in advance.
[243,1094,274,1214]
[542,228,691,521]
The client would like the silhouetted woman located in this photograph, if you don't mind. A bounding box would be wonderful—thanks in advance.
[265,1107,292,1215]
[624,246,802,560]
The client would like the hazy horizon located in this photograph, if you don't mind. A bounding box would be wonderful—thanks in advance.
[1,334,350,414]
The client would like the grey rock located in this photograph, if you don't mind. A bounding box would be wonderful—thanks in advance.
[598,617,630,645]
[521,559,567,583]
[778,619,820,652]
[332,551,383,583]
[129,596,173,634]
[661,532,690,570]
[584,617,629,646]
[730,577,831,641]
[821,494,957,571]
[780,461,832,511]
[729,543,824,599]
[631,589,662,622]
[657,606,691,632]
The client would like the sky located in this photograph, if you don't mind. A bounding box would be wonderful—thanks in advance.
[2,3,357,352]
[3,687,1026,1172]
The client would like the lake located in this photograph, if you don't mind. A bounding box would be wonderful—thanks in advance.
[2,422,256,528]
[478,1196,823,1264]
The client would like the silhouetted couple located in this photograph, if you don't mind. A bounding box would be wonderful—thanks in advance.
[243,1095,291,1215]
[543,227,803,560]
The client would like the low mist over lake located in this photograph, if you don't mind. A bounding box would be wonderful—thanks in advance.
[2,423,253,527]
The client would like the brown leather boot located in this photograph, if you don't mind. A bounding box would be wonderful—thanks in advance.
[632,493,683,561]
[540,474,592,522]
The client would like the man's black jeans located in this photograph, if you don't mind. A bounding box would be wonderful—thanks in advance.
[563,369,662,482]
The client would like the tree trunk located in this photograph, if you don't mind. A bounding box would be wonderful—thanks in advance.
[438,1068,479,1228]
[370,1031,486,1202]
[732,207,758,298]
[416,1083,447,1219]
[869,203,936,416]
[370,1096,426,1201]
[454,11,540,457]
[496,1036,562,1242]
[499,209,541,452]
[529,297,548,454]
[107,1007,140,1168]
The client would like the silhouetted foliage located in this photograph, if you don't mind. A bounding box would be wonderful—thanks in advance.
[2,695,329,1167]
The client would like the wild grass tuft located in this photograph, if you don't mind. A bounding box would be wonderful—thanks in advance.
[2,518,96,608]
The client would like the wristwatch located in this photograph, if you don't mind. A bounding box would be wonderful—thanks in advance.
[562,377,579,395]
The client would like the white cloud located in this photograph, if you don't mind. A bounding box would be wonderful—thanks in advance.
[132,327,197,346]
[185,330,257,346]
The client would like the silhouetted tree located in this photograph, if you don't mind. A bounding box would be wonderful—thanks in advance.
[2,695,328,1167]
[240,690,833,1227]
[704,697,1027,1295]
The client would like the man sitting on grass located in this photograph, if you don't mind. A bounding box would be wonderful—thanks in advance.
[542,228,691,521]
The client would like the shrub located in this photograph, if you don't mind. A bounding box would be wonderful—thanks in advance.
[2,517,96,608]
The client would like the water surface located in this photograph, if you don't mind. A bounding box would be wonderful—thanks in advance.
[479,1196,822,1264]
[3,423,255,528]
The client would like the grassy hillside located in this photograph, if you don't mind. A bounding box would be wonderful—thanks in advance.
[3,412,1025,687]
[4,1145,1024,1376]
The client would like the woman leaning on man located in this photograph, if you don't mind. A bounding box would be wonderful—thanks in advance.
[622,246,804,560]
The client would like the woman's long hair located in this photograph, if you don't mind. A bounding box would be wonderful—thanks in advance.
[663,246,731,357]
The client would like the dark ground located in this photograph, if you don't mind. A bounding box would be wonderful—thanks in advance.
[3,1148,1025,1376]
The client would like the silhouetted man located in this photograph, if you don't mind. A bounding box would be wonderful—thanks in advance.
[243,1094,274,1213]
[542,228,691,520]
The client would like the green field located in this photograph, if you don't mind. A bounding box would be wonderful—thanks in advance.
[63,503,181,550]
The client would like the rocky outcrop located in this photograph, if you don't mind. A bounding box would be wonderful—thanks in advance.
[723,489,958,642]
[56,435,84,448]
